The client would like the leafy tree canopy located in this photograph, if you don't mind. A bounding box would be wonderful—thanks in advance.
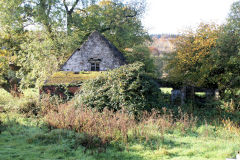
[211,1,240,98]
[165,1,240,101]
[0,0,150,94]
[165,23,220,88]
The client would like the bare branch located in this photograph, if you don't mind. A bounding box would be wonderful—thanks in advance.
[47,2,52,16]
[70,0,80,13]
[63,0,69,12]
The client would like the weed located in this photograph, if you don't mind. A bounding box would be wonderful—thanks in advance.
[18,98,40,116]
[176,107,197,134]
[0,119,6,134]
[222,118,240,135]
[45,103,135,149]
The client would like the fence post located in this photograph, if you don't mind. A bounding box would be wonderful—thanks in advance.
[181,86,186,105]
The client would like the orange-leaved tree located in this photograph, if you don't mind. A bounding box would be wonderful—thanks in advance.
[165,23,220,88]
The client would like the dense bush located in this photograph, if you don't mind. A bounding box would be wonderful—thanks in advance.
[74,62,164,115]
[18,98,40,116]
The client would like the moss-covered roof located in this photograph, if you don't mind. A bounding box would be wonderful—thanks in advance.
[44,71,103,86]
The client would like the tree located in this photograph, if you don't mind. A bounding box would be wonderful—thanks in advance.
[0,0,29,94]
[210,1,240,99]
[0,47,11,91]
[0,0,27,32]
[16,32,61,89]
[63,0,100,33]
[63,0,81,33]
[0,0,151,94]
[32,0,64,36]
[71,0,149,50]
[165,23,220,88]
[124,45,155,74]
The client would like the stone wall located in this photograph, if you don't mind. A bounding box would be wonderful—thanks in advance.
[61,31,125,72]
[40,86,81,99]
[171,86,217,105]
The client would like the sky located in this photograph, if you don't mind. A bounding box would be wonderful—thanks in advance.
[142,0,238,34]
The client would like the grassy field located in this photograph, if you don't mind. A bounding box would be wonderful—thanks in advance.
[0,89,240,160]
[1,112,239,160]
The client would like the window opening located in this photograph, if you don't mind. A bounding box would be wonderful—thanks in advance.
[89,58,101,71]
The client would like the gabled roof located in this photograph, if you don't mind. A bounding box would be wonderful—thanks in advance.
[44,31,125,86]
[89,31,125,62]
[61,31,126,70]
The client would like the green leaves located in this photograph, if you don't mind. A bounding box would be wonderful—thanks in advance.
[72,0,149,50]
[75,62,163,115]
[210,1,240,99]
[166,23,220,88]
[0,0,149,94]
[165,1,240,101]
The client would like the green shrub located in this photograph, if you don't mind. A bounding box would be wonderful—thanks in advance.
[74,62,164,115]
[18,98,40,116]
[0,119,6,134]
[197,124,217,137]
[0,89,12,106]
[39,94,64,116]
[0,88,41,116]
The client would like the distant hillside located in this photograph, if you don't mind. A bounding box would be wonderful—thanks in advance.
[150,34,178,39]
[148,34,178,57]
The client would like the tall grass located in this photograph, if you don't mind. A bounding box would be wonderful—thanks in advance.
[44,101,198,150]
[1,89,240,159]
[45,103,135,145]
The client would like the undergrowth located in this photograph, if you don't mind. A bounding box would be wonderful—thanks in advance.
[1,88,240,160]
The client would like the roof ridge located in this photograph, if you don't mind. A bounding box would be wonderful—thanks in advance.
[89,31,125,62]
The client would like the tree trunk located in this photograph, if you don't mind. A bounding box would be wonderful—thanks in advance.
[63,0,80,34]
[66,12,73,34]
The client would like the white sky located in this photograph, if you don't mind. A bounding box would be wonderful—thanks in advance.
[142,0,238,34]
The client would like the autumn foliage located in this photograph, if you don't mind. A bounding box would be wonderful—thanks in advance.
[165,23,220,88]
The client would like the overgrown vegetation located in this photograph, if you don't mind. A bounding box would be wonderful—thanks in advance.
[165,2,240,105]
[0,0,152,95]
[1,0,240,159]
[74,62,164,115]
[45,71,103,85]
[1,89,240,160]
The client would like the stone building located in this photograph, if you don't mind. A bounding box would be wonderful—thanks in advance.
[61,31,125,72]
[41,31,126,97]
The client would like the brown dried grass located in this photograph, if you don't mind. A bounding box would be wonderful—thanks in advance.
[44,100,198,148]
